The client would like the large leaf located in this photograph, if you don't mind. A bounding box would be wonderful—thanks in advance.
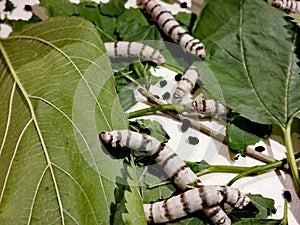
[0,17,127,224]
[193,0,300,126]
[40,0,117,41]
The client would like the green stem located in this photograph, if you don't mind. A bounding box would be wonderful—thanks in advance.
[279,200,289,225]
[282,116,300,194]
[227,159,286,186]
[195,165,250,177]
[128,104,185,118]
[147,152,300,189]
[162,63,184,74]
[228,151,300,186]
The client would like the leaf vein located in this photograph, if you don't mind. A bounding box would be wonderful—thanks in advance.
[239,0,280,125]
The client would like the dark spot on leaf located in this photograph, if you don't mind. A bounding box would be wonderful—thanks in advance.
[162,92,170,100]
[188,136,199,145]
[181,119,191,132]
[153,95,160,99]
[255,146,265,152]
[24,5,32,11]
[180,2,188,8]
[283,191,292,202]
[175,74,182,81]
[159,79,167,88]
[45,186,49,192]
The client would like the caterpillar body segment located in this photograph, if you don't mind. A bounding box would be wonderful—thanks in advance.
[185,99,228,115]
[104,41,166,65]
[100,130,201,190]
[143,185,250,224]
[172,66,198,104]
[203,206,231,225]
[136,0,206,59]
[272,0,300,13]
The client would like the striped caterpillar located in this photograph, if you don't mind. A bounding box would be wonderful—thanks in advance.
[104,41,166,65]
[185,99,228,115]
[136,0,206,59]
[143,185,249,224]
[172,66,198,104]
[100,130,202,190]
[272,0,300,13]
[99,130,250,224]
[171,66,228,115]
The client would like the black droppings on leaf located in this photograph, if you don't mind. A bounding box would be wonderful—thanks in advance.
[255,146,265,152]
[180,119,191,132]
[283,191,292,202]
[159,79,167,88]
[175,73,182,81]
[24,5,32,11]
[180,2,188,8]
[162,92,171,100]
[153,95,160,99]
[188,136,199,145]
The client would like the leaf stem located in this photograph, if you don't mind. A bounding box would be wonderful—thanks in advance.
[195,165,249,177]
[280,199,289,225]
[282,115,300,194]
[227,151,300,186]
[147,153,300,189]
[227,160,284,186]
[162,63,184,74]
[128,104,185,118]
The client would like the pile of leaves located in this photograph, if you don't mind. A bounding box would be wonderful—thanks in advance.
[0,0,299,224]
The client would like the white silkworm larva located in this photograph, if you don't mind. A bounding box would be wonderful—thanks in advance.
[143,185,250,224]
[99,130,202,190]
[104,41,166,65]
[172,66,198,104]
[185,99,228,115]
[99,130,249,225]
[272,0,300,13]
[136,0,206,59]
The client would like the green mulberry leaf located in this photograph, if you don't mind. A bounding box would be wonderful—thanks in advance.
[193,0,300,126]
[0,17,127,224]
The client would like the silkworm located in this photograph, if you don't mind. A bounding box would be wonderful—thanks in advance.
[272,0,300,13]
[185,99,228,115]
[104,41,166,65]
[99,130,202,190]
[172,66,198,104]
[136,0,206,59]
[99,130,249,224]
[143,185,250,224]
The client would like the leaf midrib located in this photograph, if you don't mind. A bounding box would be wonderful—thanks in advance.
[0,40,66,224]
[238,0,281,126]
[0,33,113,223]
